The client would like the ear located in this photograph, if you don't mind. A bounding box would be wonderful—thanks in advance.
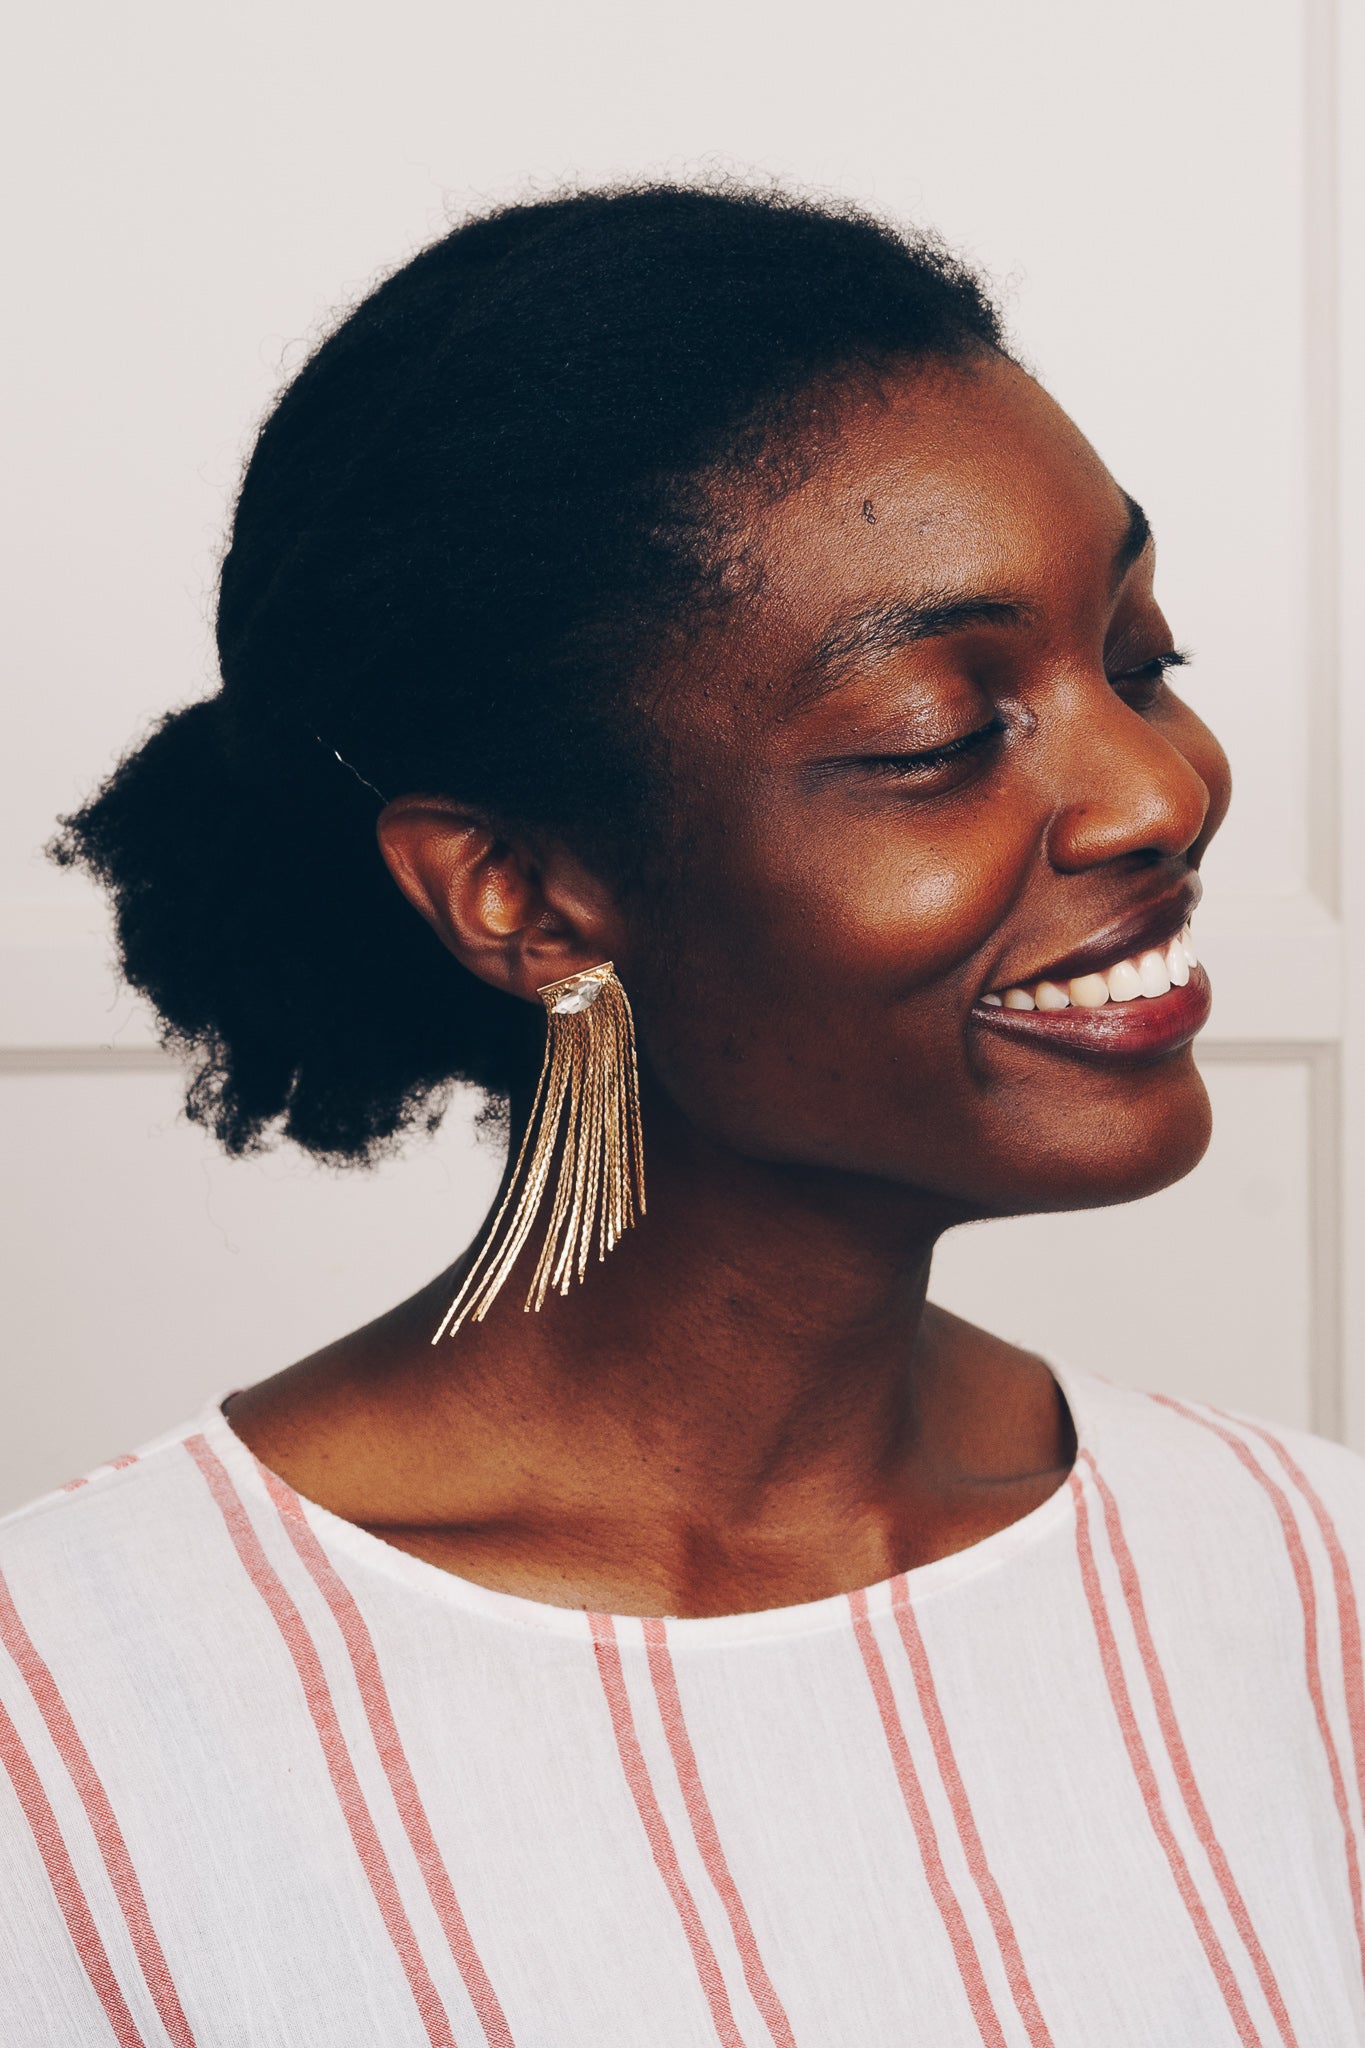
[375,796,624,1003]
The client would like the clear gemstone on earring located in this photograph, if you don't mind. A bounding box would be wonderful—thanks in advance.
[550,979,603,1014]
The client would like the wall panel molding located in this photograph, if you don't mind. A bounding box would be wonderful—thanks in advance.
[1198,1040,1342,1440]
[1304,0,1342,912]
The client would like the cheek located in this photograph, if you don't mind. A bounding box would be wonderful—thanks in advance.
[1203,734,1233,838]
[1169,699,1232,844]
[785,824,1018,996]
[632,792,1028,1146]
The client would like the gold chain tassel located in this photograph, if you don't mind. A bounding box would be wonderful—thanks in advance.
[432,963,646,1340]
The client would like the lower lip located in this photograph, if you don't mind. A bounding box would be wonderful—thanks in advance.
[971,966,1212,1064]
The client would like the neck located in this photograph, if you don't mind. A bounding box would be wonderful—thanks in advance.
[229,1092,1074,1614]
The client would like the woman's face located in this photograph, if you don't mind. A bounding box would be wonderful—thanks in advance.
[627,352,1231,1217]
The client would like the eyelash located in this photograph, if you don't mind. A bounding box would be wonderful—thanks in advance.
[863,717,1005,778]
[1108,647,1189,703]
[863,649,1189,779]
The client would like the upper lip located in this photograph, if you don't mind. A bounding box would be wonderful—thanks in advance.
[980,875,1203,997]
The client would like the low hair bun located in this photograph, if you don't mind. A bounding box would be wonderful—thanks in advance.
[52,694,537,1158]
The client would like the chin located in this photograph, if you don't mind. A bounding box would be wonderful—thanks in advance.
[941,1048,1219,1220]
[975,1055,1215,1218]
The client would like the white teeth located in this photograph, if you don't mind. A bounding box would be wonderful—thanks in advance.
[1105,958,1143,1003]
[985,920,1199,1015]
[1068,973,1111,1009]
[1137,948,1172,998]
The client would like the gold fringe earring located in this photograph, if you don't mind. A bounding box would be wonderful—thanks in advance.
[432,963,646,1340]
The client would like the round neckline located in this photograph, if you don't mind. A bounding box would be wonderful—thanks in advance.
[207,1362,1088,1646]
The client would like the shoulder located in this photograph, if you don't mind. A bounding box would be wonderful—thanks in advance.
[0,1404,265,1680]
[0,1405,302,1890]
[1062,1368,1365,1562]
[1,1403,227,1550]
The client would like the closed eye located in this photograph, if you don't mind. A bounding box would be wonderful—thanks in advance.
[1108,647,1190,707]
[858,716,1006,778]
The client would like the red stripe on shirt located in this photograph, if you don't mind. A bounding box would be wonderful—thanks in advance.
[590,1614,747,2048]
[642,1617,797,2048]
[1149,1395,1365,1987]
[0,1694,145,2047]
[886,1579,1055,2047]
[1079,1454,1299,2047]
[1070,1472,1264,2046]
[0,1569,196,2046]
[184,1435,459,2048]
[848,1587,1010,2048]
[258,1464,515,2048]
[1222,1415,1365,1854]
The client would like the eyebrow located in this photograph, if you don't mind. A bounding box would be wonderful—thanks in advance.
[794,492,1153,705]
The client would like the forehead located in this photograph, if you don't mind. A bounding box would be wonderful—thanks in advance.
[728,354,1132,678]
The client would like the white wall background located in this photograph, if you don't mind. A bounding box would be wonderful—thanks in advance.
[2,0,1362,1510]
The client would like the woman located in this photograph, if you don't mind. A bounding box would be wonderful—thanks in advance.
[3,184,1360,2045]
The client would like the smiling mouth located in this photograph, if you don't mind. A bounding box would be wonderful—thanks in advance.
[972,918,1211,1062]
[982,924,1198,1013]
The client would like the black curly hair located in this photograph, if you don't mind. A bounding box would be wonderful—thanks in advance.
[52,183,1004,1163]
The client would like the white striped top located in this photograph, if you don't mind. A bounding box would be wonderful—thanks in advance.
[2,1370,1364,2046]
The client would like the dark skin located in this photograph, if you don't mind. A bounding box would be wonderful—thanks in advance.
[229,352,1231,1617]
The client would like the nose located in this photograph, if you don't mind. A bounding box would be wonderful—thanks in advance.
[1043,686,1211,874]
